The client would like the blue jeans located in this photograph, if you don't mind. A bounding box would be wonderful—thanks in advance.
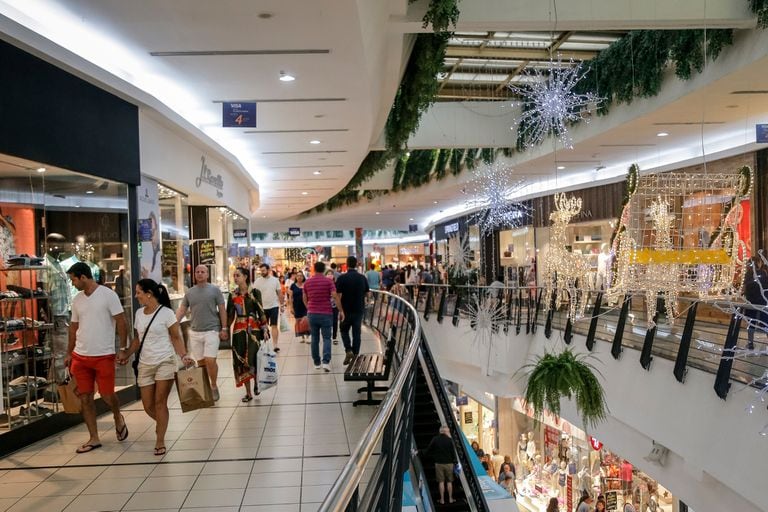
[340,311,364,354]
[309,313,333,365]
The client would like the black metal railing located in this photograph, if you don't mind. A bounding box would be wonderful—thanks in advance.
[404,283,768,400]
[319,291,489,512]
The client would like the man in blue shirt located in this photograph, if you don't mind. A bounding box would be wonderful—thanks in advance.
[365,264,381,291]
[336,256,370,365]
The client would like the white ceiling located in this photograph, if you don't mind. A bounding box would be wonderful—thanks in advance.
[0,0,407,220]
[1,0,766,235]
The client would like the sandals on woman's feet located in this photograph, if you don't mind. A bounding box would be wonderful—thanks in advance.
[154,446,166,456]
[241,395,253,402]
[115,415,129,441]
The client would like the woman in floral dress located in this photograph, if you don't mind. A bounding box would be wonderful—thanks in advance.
[227,267,267,402]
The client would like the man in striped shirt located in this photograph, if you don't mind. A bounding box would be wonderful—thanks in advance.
[303,261,341,372]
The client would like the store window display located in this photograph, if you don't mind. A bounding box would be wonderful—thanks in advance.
[0,155,135,433]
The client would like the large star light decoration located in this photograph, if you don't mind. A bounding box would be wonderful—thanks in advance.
[508,57,603,149]
[463,295,507,375]
[469,163,530,235]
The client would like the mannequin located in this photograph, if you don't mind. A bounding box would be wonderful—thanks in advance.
[577,456,591,494]
[557,461,568,497]
[517,434,528,477]
[525,431,537,462]
[531,454,543,483]
[596,243,612,290]
[558,434,571,462]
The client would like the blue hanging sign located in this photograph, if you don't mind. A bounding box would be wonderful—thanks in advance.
[757,124,768,143]
[222,102,256,128]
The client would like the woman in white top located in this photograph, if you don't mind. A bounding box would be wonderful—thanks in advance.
[119,279,193,455]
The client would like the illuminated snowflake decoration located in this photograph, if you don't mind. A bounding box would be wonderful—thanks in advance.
[468,163,531,236]
[462,294,507,375]
[508,56,603,149]
[448,232,473,277]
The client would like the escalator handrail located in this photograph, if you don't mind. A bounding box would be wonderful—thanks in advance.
[318,290,423,512]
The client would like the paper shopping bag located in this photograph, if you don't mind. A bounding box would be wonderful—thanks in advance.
[294,316,310,336]
[257,339,278,391]
[57,369,81,414]
[175,365,214,413]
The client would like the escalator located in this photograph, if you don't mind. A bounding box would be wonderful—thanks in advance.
[412,360,469,511]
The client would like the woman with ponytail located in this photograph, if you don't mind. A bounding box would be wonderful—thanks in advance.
[227,267,267,402]
[118,279,193,455]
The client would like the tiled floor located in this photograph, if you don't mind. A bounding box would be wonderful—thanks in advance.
[0,326,384,512]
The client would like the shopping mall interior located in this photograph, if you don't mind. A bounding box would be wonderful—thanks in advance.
[0,1,767,511]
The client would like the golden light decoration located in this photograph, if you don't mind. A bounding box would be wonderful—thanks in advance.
[608,166,752,327]
[542,192,591,320]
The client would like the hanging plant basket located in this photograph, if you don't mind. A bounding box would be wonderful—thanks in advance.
[522,348,608,429]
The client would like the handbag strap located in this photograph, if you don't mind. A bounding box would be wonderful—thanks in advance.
[136,305,163,362]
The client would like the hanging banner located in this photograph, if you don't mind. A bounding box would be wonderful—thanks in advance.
[222,102,256,128]
[354,227,364,262]
[137,176,162,282]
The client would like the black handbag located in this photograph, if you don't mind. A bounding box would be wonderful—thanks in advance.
[132,306,163,378]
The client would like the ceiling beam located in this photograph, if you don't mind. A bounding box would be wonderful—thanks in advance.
[436,87,514,101]
[445,46,598,61]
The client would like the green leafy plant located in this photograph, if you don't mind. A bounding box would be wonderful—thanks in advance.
[752,0,768,28]
[522,349,608,429]
[409,0,460,32]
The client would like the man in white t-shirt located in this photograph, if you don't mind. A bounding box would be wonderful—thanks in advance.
[252,263,283,351]
[65,262,128,454]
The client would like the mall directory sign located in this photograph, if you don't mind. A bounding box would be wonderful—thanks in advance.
[222,102,256,127]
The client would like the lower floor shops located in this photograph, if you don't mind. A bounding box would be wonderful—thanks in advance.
[447,385,680,512]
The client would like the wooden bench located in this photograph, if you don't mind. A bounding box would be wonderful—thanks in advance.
[344,334,397,407]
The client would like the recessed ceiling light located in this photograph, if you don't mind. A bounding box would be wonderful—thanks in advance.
[85,190,94,194]
[656,132,669,137]
[36,167,46,173]
[309,139,321,145]
[301,191,308,195]
[279,71,295,82]
[375,212,380,215]
[433,201,438,204]
[409,218,414,221]
[557,165,566,170]
[313,170,322,175]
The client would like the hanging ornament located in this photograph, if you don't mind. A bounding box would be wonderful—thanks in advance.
[542,193,592,320]
[508,56,603,149]
[447,232,473,277]
[462,294,507,375]
[468,162,531,236]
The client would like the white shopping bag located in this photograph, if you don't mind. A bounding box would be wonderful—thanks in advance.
[257,338,278,391]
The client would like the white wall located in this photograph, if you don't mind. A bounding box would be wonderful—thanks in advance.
[139,110,257,215]
[421,316,768,511]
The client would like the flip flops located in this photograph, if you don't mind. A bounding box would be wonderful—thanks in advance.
[116,415,129,441]
[154,446,166,456]
[241,395,253,402]
[75,443,102,454]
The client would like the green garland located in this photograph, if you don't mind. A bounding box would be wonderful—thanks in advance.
[409,0,460,32]
[522,349,608,429]
[752,0,768,28]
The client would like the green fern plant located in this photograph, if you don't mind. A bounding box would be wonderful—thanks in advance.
[522,349,608,429]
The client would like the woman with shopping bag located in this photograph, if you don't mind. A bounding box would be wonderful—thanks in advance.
[227,267,268,402]
[118,279,194,456]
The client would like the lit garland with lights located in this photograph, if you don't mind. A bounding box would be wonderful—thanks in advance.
[462,294,507,375]
[542,193,592,320]
[509,56,603,149]
[608,166,752,326]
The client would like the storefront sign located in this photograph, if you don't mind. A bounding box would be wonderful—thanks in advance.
[196,156,224,198]
[757,123,768,143]
[233,228,248,238]
[444,222,460,234]
[288,227,301,236]
[162,241,178,263]
[605,491,618,511]
[589,436,603,451]
[464,411,473,424]
[193,239,216,265]
[455,395,469,406]
[222,102,257,128]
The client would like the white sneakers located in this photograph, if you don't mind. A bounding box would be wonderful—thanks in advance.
[314,363,321,370]
[322,363,331,373]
